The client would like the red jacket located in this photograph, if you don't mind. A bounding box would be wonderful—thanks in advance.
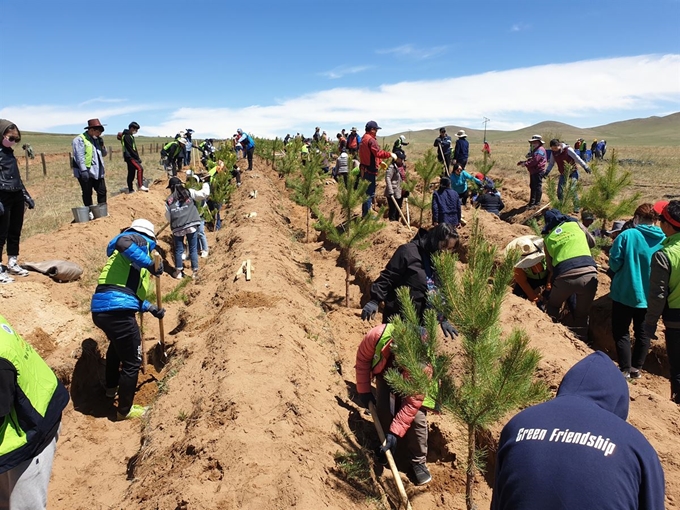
[355,324,429,437]
[359,132,391,175]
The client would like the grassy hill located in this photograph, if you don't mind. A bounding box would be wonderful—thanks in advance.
[18,131,173,154]
[384,112,680,147]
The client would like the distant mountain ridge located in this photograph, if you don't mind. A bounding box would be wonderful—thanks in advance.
[389,112,680,146]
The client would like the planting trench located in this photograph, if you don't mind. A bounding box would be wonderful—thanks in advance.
[0,155,678,509]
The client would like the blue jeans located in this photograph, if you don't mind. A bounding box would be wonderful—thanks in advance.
[197,220,208,252]
[361,173,377,217]
[174,231,199,271]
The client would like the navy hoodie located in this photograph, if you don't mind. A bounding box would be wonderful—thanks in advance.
[492,351,665,510]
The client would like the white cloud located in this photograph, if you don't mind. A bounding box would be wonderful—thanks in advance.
[511,23,530,32]
[6,55,680,138]
[376,44,448,60]
[321,65,372,79]
[138,54,680,138]
[0,99,154,131]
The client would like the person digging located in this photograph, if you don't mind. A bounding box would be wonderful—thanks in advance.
[90,219,165,420]
[355,323,436,486]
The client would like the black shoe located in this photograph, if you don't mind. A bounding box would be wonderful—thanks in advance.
[412,463,432,485]
[629,368,641,379]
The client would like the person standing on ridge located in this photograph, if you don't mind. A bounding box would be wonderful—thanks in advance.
[120,122,148,193]
[90,219,165,420]
[453,129,469,169]
[0,119,35,283]
[433,127,452,171]
[392,134,409,153]
[0,315,69,509]
[359,121,396,217]
[72,118,108,207]
[237,129,255,171]
[544,138,592,207]
[346,127,361,158]
[385,150,407,222]
[517,135,548,209]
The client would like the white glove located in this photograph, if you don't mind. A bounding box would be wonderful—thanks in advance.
[390,153,397,159]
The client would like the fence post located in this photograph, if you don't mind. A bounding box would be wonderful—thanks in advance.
[109,148,113,161]
[141,145,145,155]
[40,153,47,176]
[24,149,29,181]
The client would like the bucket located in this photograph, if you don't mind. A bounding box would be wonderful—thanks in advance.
[72,206,90,223]
[89,203,108,219]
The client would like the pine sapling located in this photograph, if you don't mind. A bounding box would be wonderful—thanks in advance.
[315,173,385,306]
[579,149,641,232]
[287,152,325,242]
[545,163,581,214]
[429,217,549,510]
[405,149,441,227]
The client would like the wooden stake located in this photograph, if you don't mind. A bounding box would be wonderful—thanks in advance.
[245,259,252,281]
[369,402,413,510]
[24,149,29,181]
[40,153,47,176]
[390,195,412,232]
[404,198,411,228]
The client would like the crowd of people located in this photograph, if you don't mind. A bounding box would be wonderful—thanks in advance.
[1,114,677,507]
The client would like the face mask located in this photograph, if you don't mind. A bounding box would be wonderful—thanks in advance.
[2,138,16,148]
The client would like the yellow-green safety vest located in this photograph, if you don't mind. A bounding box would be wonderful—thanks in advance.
[98,236,151,302]
[662,233,680,309]
[544,221,591,267]
[79,133,94,168]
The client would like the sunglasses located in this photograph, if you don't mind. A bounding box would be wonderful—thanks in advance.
[6,136,21,143]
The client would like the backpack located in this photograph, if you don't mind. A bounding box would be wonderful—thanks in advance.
[117,132,123,141]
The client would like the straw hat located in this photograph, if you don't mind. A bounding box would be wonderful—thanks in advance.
[504,235,545,269]
[456,130,467,138]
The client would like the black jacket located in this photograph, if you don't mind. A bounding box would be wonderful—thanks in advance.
[121,129,140,162]
[370,228,432,322]
[0,146,25,193]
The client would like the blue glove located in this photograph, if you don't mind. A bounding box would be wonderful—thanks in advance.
[357,392,376,409]
[148,304,165,319]
[380,433,398,456]
[440,320,458,338]
[361,300,379,321]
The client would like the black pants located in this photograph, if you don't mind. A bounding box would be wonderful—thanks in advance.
[387,195,403,222]
[529,172,544,206]
[438,152,451,171]
[665,327,680,403]
[171,157,183,176]
[459,189,470,205]
[126,159,144,191]
[78,176,107,207]
[0,190,25,259]
[246,147,254,170]
[612,300,650,372]
[231,167,242,185]
[458,158,468,169]
[92,310,142,416]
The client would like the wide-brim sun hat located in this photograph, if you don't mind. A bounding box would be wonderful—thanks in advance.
[456,130,467,138]
[505,235,545,269]
[84,118,105,131]
[606,220,626,236]
[528,135,544,143]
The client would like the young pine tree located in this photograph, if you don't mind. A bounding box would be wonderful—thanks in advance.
[315,173,385,307]
[404,149,441,227]
[277,138,303,179]
[579,149,641,232]
[287,152,325,242]
[545,164,582,214]
[398,217,546,510]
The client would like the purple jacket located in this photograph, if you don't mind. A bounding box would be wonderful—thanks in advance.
[525,146,547,175]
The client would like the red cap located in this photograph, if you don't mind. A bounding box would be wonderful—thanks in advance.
[653,201,669,215]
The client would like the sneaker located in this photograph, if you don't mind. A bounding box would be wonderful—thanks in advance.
[139,186,149,192]
[629,368,642,380]
[621,370,631,379]
[7,259,29,277]
[105,386,118,398]
[117,404,148,421]
[0,270,14,284]
[191,270,199,280]
[412,463,432,486]
[200,250,209,258]
[173,269,184,280]
[127,189,135,194]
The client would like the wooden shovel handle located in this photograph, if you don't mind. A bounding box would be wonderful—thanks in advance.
[153,252,165,350]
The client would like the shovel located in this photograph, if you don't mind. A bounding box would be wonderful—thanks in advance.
[389,195,412,232]
[369,402,413,510]
[152,252,167,364]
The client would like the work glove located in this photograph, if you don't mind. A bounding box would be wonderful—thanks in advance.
[390,153,397,160]
[148,304,166,319]
[440,320,458,338]
[151,261,164,277]
[24,196,35,209]
[643,322,657,340]
[585,167,592,174]
[357,392,376,409]
[380,433,398,456]
[361,300,379,321]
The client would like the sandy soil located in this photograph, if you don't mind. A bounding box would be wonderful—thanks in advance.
[1,156,677,509]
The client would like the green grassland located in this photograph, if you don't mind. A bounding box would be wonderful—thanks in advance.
[19,131,174,155]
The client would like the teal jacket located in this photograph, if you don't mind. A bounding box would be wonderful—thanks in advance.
[609,224,665,308]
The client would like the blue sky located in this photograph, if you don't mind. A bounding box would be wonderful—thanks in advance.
[2,0,679,138]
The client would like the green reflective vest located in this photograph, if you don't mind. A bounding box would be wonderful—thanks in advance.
[98,241,151,302]
[120,132,136,155]
[372,324,438,411]
[662,233,680,309]
[525,261,548,280]
[0,316,61,458]
[79,133,94,168]
[544,222,591,267]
